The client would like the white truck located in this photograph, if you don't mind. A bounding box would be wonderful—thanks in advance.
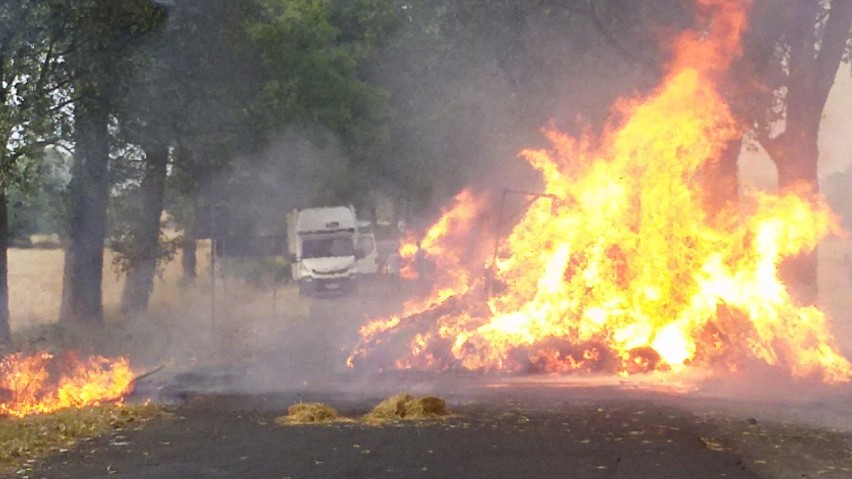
[287,206,377,295]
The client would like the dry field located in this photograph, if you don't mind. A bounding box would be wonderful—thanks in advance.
[8,241,309,368]
[8,243,219,330]
[7,238,852,359]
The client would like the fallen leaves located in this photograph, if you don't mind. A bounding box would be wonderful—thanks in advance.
[700,437,725,452]
[700,414,852,479]
[0,403,162,476]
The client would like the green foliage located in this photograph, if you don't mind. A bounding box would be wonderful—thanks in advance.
[7,147,70,242]
[106,187,180,276]
[0,0,69,191]
[248,0,395,146]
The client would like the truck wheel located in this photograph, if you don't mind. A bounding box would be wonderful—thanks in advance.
[298,282,310,297]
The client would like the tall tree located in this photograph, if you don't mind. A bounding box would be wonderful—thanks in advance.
[156,0,266,285]
[749,0,852,301]
[186,0,399,242]
[116,142,169,313]
[0,0,67,341]
[59,0,166,324]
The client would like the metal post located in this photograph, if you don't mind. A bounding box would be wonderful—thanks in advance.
[487,190,509,298]
[210,237,216,327]
[272,281,277,321]
[221,236,227,301]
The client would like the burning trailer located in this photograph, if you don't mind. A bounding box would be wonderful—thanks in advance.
[348,0,852,385]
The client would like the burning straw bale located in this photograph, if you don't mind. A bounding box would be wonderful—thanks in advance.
[274,402,353,425]
[363,393,450,424]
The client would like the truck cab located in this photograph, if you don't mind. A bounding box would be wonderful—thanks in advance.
[288,206,360,295]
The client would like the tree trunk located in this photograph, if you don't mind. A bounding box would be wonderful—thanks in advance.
[181,226,197,283]
[773,129,820,304]
[0,191,11,344]
[60,97,110,325]
[120,142,169,314]
[703,137,742,218]
[760,0,852,305]
[172,142,197,283]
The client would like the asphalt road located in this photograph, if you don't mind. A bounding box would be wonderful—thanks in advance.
[28,392,764,479]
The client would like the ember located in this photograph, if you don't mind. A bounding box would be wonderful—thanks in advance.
[349,0,852,383]
[0,352,135,417]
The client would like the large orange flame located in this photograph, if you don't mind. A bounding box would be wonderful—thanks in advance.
[0,352,136,417]
[349,0,852,383]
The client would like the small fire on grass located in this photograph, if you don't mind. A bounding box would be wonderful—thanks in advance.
[348,0,852,384]
[0,352,135,418]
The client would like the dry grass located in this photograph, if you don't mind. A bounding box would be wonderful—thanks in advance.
[273,402,353,425]
[8,242,217,330]
[0,403,163,476]
[8,240,309,362]
[9,248,66,330]
[274,394,451,427]
[362,393,450,424]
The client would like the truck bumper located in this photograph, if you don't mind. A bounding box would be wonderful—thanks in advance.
[299,276,357,295]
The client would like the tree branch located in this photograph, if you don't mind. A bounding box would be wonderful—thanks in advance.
[812,0,852,114]
[754,125,783,163]
[586,1,657,73]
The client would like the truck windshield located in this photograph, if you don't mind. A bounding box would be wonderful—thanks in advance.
[302,237,355,259]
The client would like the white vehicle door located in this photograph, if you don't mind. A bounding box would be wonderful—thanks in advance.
[356,234,379,274]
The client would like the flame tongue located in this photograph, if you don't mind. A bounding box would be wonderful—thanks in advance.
[349,0,852,383]
[0,352,136,417]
